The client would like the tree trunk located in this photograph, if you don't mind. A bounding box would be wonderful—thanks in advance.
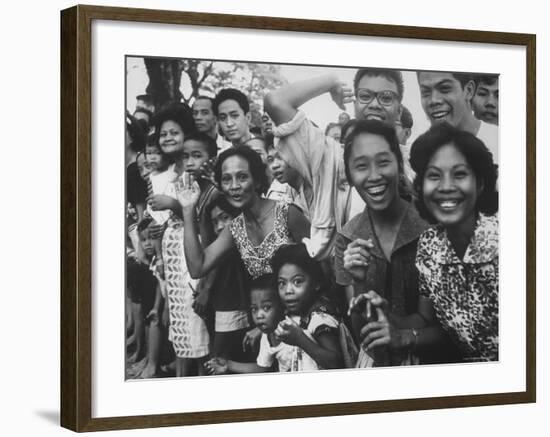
[143,58,184,110]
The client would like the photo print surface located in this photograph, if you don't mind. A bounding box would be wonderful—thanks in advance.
[125,55,499,380]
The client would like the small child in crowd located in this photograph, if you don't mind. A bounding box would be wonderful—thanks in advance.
[206,196,258,363]
[126,218,162,368]
[206,243,346,374]
[205,274,284,374]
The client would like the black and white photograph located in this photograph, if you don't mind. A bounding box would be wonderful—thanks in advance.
[124,56,500,380]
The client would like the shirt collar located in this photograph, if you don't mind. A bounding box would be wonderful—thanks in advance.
[340,202,428,259]
[432,213,499,264]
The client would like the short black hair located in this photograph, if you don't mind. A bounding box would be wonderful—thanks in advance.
[152,102,196,152]
[341,119,358,144]
[213,88,250,116]
[214,146,269,195]
[243,136,267,153]
[249,273,278,296]
[474,74,499,87]
[451,72,475,89]
[183,131,218,158]
[416,70,475,90]
[400,106,413,129]
[353,68,404,101]
[409,123,498,222]
[126,112,147,153]
[343,119,404,183]
[193,95,215,108]
[133,107,154,121]
[137,217,154,233]
[270,243,327,292]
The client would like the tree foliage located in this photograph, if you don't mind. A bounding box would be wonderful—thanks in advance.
[142,57,287,122]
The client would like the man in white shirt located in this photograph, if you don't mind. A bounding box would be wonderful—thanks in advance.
[416,71,498,164]
[213,88,254,147]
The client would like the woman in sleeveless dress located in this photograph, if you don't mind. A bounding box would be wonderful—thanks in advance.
[177,146,310,280]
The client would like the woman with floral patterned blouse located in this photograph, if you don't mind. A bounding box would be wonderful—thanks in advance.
[409,123,499,362]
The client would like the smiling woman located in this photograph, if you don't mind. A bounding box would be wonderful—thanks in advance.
[177,146,311,281]
[409,123,499,362]
[334,120,444,366]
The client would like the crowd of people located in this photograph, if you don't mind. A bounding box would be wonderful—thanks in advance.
[125,65,499,379]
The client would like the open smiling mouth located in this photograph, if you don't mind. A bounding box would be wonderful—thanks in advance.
[365,114,385,121]
[366,184,388,200]
[430,110,450,120]
[436,199,462,211]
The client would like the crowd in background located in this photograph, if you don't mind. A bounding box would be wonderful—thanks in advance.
[125,66,499,378]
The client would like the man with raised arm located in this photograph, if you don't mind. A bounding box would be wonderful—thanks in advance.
[264,68,405,260]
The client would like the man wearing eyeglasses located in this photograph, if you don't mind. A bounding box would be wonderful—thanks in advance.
[264,68,404,261]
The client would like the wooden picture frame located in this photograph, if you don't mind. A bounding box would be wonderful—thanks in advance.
[60,4,536,432]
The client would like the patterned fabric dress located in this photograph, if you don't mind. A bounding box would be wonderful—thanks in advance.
[161,182,210,359]
[230,201,292,279]
[415,213,499,362]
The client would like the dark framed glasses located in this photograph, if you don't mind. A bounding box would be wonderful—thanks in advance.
[356,89,399,106]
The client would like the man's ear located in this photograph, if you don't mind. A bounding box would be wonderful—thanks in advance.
[246,111,251,124]
[465,80,476,101]
[404,127,412,143]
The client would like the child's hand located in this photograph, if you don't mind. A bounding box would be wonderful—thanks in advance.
[242,327,262,352]
[204,357,228,375]
[343,238,374,282]
[274,316,305,346]
[175,173,201,212]
[330,80,354,110]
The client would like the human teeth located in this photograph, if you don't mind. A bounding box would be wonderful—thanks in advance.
[432,112,448,119]
[367,185,386,195]
[440,200,457,208]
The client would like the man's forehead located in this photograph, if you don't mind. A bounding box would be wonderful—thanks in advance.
[193,99,213,110]
[357,74,398,91]
[478,82,499,91]
[218,99,243,113]
[417,71,457,86]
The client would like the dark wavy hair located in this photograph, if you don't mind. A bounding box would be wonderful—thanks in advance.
[270,243,327,292]
[409,123,498,223]
[400,105,413,129]
[136,216,154,233]
[213,88,250,116]
[152,103,196,153]
[183,131,218,158]
[214,146,269,195]
[343,119,411,200]
[249,273,278,296]
[353,68,404,101]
